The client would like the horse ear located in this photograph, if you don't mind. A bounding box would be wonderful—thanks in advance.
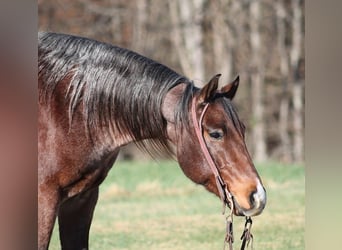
[221,75,239,100]
[198,74,221,103]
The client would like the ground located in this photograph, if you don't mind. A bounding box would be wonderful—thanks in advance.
[50,160,304,250]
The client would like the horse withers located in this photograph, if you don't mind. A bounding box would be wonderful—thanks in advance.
[38,32,266,249]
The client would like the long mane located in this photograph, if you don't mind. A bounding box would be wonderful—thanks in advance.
[38,32,193,156]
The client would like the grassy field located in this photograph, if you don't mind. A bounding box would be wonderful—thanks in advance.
[49,160,304,250]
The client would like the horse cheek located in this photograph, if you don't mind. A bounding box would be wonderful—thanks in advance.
[176,139,208,185]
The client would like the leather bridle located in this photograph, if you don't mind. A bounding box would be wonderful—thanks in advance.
[191,96,233,212]
[190,95,254,250]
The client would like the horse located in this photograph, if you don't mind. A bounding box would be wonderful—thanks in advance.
[38,32,266,250]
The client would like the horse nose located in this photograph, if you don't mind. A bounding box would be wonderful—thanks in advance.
[245,182,267,216]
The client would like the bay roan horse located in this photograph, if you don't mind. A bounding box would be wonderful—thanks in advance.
[38,32,266,250]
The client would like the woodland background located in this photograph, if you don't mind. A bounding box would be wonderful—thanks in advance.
[38,0,305,163]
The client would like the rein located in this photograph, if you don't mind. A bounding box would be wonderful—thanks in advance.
[190,96,254,250]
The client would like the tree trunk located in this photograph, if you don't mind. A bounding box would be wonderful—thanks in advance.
[290,0,304,163]
[249,0,267,162]
[276,0,292,162]
[168,0,205,83]
[210,1,235,84]
[168,1,192,76]
[132,0,147,52]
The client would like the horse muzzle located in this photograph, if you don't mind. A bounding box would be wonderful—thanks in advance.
[233,181,267,217]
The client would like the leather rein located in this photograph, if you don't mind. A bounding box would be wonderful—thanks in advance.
[191,96,254,250]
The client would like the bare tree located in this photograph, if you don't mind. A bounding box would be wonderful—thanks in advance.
[209,0,236,84]
[168,0,205,83]
[132,0,147,52]
[276,0,292,162]
[290,0,304,163]
[249,0,267,162]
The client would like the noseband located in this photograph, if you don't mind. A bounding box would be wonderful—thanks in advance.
[190,95,254,250]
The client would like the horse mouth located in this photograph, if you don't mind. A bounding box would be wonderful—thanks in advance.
[233,201,265,217]
[226,196,245,216]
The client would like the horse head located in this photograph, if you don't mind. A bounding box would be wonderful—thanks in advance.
[162,74,266,217]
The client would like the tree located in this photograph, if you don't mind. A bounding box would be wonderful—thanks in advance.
[249,0,267,162]
[276,0,292,162]
[290,0,304,163]
[168,0,205,83]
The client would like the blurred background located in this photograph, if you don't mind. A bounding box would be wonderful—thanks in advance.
[38,0,304,164]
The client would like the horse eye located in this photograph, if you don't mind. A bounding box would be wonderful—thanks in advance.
[209,131,223,140]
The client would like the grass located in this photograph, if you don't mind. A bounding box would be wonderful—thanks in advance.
[49,160,304,250]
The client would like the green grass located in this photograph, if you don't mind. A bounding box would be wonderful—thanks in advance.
[49,160,304,249]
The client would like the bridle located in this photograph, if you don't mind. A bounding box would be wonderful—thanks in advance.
[191,95,254,250]
[191,96,233,212]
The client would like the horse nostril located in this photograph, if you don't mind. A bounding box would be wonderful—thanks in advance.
[249,190,256,207]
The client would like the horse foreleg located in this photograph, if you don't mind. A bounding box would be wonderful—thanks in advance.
[38,185,59,250]
[58,187,99,250]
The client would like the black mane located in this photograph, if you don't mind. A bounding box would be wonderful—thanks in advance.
[38,32,193,156]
